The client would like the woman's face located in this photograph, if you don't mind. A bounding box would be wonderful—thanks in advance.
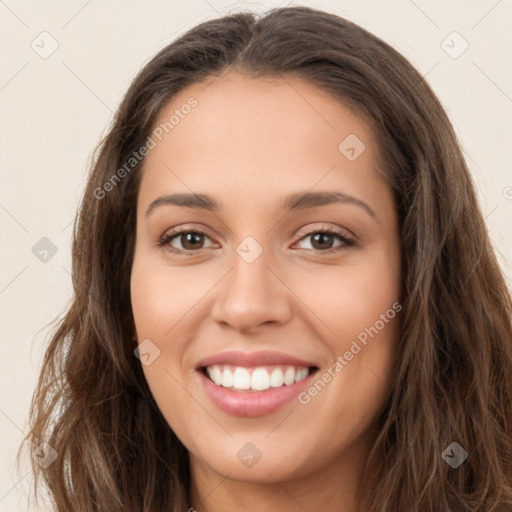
[130,72,401,487]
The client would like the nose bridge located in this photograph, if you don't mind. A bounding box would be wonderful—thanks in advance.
[210,235,291,331]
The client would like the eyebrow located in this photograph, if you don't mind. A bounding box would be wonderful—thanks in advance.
[145,191,377,220]
[283,191,377,219]
[146,193,219,216]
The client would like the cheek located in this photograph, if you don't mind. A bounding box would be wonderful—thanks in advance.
[130,254,210,340]
[130,258,201,438]
[290,249,400,346]
[130,252,216,410]
[289,248,401,416]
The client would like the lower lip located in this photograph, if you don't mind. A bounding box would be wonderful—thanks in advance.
[197,370,317,417]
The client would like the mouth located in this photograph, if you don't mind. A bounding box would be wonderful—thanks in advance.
[194,351,320,416]
[199,364,318,392]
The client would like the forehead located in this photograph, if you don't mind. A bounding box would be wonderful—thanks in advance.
[139,72,387,211]
[149,72,374,158]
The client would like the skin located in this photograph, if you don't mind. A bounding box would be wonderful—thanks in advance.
[130,72,401,512]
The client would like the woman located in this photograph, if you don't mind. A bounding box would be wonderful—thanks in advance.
[21,6,512,511]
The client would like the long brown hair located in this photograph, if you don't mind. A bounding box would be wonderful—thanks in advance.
[20,6,512,511]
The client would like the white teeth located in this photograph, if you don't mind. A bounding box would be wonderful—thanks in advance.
[232,367,251,390]
[270,368,284,387]
[251,367,271,391]
[212,366,223,385]
[206,365,310,391]
[295,368,309,382]
[221,368,233,388]
[283,366,295,385]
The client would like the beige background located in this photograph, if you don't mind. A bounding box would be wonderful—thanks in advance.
[1,0,511,510]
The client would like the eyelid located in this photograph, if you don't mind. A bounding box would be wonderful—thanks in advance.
[294,222,354,241]
[159,223,216,240]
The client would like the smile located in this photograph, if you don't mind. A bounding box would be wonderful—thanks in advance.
[195,351,320,416]
[204,364,312,391]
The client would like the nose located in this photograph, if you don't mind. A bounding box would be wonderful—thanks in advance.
[210,247,293,334]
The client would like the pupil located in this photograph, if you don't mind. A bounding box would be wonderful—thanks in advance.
[183,232,203,249]
[313,233,332,249]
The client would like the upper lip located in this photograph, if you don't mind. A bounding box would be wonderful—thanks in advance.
[196,350,318,369]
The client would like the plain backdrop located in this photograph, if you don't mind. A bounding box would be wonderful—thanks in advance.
[1,1,511,510]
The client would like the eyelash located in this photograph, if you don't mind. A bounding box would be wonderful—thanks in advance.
[157,226,355,256]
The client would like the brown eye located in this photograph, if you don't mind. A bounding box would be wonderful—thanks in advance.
[295,229,355,253]
[158,230,216,254]
[310,232,336,250]
[178,232,205,250]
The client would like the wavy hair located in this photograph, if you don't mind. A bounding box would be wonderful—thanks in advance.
[20,6,512,511]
